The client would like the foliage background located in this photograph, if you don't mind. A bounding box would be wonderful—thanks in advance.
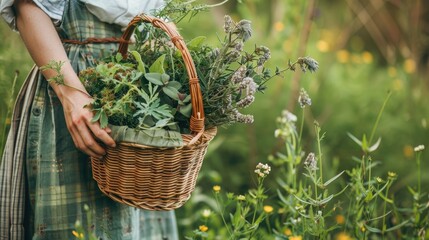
[0,0,428,238]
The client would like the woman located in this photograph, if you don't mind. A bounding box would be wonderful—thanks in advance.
[0,0,179,239]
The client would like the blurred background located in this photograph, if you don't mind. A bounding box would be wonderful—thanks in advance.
[174,0,429,192]
[0,0,428,235]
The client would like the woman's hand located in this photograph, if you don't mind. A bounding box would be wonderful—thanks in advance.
[60,88,116,158]
[15,0,116,158]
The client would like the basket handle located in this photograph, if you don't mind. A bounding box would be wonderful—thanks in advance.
[118,14,205,138]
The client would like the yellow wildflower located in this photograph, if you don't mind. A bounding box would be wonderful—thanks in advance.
[283,228,292,236]
[336,50,350,63]
[335,214,345,225]
[403,58,416,73]
[317,40,329,52]
[403,145,414,158]
[274,21,284,32]
[199,225,208,232]
[72,231,79,238]
[361,51,373,64]
[263,205,274,214]
[335,232,353,240]
[289,236,303,240]
[213,185,221,193]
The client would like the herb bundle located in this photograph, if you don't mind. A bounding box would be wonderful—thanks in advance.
[79,8,318,134]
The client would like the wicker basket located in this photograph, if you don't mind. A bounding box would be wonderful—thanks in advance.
[90,14,217,211]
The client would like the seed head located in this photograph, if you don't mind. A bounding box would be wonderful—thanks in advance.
[298,88,312,108]
[304,152,318,171]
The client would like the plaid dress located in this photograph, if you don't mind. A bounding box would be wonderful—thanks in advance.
[0,1,179,239]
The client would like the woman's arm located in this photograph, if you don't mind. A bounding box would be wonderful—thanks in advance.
[15,0,116,158]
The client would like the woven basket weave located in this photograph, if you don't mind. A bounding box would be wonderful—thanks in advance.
[90,14,217,211]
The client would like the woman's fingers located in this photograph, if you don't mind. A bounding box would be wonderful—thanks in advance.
[77,122,106,155]
[86,119,116,148]
[68,124,104,158]
[60,89,116,157]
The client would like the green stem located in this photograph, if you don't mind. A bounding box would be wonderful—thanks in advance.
[252,180,263,223]
[206,0,229,8]
[265,214,272,235]
[298,108,305,150]
[417,152,421,196]
[360,155,366,180]
[314,170,318,199]
[63,84,91,97]
[367,155,371,192]
[382,181,391,235]
[368,91,392,145]
[315,123,323,183]
[214,193,232,236]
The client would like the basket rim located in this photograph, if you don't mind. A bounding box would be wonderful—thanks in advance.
[115,127,217,149]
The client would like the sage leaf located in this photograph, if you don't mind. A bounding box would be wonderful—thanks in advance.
[167,81,182,90]
[179,103,192,117]
[187,36,206,50]
[144,73,164,86]
[100,111,108,129]
[149,54,166,74]
[115,52,123,62]
[163,85,180,100]
[130,50,146,73]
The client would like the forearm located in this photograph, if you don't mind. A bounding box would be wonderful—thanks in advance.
[14,0,116,157]
[15,1,87,102]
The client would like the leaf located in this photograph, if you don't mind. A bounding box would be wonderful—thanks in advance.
[367,211,391,222]
[347,132,362,147]
[100,111,108,129]
[91,110,101,123]
[163,85,180,100]
[154,118,174,128]
[368,137,382,152]
[183,94,191,103]
[115,52,123,62]
[378,192,393,204]
[179,103,192,117]
[144,73,164,85]
[332,185,349,198]
[385,220,409,232]
[363,223,382,233]
[362,134,368,151]
[167,81,182,90]
[293,195,313,205]
[114,83,124,93]
[149,54,166,74]
[317,194,334,205]
[407,186,417,195]
[323,170,345,187]
[130,50,146,73]
[129,71,143,83]
[187,36,206,50]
